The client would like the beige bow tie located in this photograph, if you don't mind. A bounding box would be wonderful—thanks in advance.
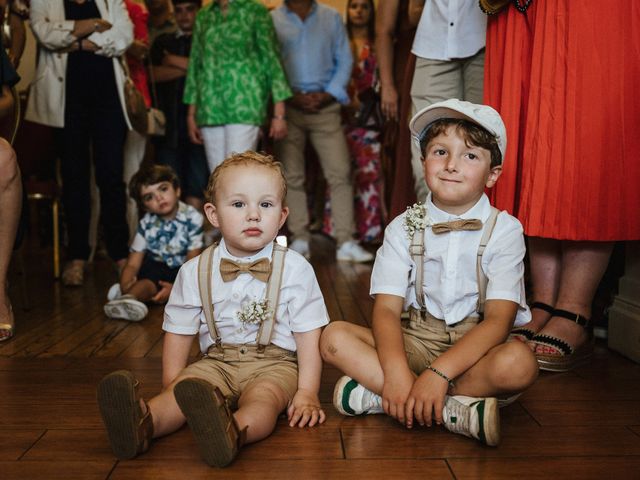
[219,257,271,282]
[431,218,482,234]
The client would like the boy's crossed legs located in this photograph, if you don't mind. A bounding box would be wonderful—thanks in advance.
[321,319,537,446]
[98,347,295,467]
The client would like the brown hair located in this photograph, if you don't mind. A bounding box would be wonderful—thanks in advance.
[420,119,502,168]
[205,151,288,204]
[129,164,180,210]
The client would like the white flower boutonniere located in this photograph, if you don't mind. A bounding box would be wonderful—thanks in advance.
[236,299,272,328]
[403,202,431,239]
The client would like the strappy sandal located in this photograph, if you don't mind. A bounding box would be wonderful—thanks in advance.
[62,260,85,287]
[0,302,15,342]
[509,301,554,342]
[174,378,245,468]
[530,309,594,372]
[97,370,154,459]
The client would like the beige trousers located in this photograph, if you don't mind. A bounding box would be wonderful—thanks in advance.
[274,103,355,245]
[409,49,486,202]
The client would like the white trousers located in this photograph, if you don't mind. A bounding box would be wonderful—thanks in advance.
[200,124,260,173]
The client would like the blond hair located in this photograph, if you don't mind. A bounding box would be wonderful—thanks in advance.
[205,151,288,204]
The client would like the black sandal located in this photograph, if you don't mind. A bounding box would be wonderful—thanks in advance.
[531,308,594,372]
[509,302,554,342]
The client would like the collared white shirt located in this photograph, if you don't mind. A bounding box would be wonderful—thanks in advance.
[371,194,530,326]
[411,0,486,61]
[163,239,329,353]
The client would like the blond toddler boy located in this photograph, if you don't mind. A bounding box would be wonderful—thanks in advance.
[98,152,329,467]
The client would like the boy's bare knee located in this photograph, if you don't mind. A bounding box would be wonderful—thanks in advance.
[494,341,539,390]
[319,321,348,361]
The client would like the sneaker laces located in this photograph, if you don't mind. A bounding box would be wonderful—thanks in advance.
[443,397,473,437]
[361,388,383,413]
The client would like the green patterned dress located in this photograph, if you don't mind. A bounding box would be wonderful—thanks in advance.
[183,0,292,127]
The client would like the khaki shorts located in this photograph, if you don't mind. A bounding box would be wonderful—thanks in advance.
[179,344,298,408]
[402,310,479,374]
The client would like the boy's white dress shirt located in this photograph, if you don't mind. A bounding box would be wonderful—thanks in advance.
[371,194,531,326]
[164,239,330,353]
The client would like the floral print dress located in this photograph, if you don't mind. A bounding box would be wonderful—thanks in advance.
[323,40,384,243]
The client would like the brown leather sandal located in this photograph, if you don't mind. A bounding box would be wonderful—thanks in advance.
[97,370,153,459]
[509,301,554,342]
[531,309,594,372]
[174,378,245,468]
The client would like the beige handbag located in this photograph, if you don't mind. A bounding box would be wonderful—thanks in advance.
[146,62,166,136]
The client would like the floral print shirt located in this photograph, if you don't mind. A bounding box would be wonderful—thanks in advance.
[183,0,292,126]
[130,202,204,268]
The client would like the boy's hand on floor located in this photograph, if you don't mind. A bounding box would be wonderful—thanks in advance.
[151,281,173,304]
[287,389,325,428]
[407,370,449,428]
[381,367,415,426]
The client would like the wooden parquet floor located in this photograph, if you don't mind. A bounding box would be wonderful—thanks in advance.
[2,235,640,480]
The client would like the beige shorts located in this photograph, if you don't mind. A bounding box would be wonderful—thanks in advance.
[402,310,479,374]
[179,344,298,408]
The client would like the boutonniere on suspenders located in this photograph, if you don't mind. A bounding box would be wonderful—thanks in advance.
[403,202,432,239]
[236,299,272,330]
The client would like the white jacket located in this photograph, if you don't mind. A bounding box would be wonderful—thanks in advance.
[25,0,134,128]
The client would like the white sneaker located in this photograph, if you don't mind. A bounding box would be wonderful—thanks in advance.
[442,395,500,446]
[104,296,149,322]
[336,241,374,263]
[333,376,384,416]
[107,283,122,301]
[289,238,310,259]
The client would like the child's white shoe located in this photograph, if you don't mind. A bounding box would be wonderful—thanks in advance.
[336,241,374,263]
[107,283,122,301]
[442,395,500,446]
[333,376,384,416]
[104,296,148,322]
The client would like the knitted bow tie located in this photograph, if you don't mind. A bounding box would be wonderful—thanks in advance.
[219,257,271,282]
[431,218,483,234]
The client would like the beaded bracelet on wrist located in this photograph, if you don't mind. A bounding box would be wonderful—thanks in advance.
[426,365,455,388]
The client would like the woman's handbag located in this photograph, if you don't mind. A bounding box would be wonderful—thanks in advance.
[121,57,166,136]
[121,57,150,134]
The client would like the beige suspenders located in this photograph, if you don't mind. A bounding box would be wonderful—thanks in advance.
[410,207,500,316]
[197,243,288,351]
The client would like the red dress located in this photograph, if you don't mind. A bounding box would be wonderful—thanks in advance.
[484,0,640,241]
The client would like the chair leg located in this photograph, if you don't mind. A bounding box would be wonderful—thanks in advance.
[53,198,60,279]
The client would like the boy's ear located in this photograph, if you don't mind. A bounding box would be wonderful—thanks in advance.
[279,206,289,230]
[203,202,219,228]
[485,165,503,188]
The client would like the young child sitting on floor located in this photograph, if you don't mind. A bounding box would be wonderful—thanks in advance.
[97,151,329,467]
[320,99,539,446]
[104,165,204,321]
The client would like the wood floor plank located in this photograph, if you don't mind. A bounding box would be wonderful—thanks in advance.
[342,424,640,459]
[522,400,640,425]
[111,459,453,480]
[21,429,116,461]
[448,456,640,480]
[0,460,115,480]
[0,429,45,461]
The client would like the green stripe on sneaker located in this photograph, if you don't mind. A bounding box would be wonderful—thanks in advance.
[474,400,486,444]
[341,379,360,416]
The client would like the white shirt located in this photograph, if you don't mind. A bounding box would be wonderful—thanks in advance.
[370,194,530,326]
[411,0,487,61]
[163,239,329,353]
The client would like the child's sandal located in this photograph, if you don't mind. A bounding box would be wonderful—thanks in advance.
[97,370,153,459]
[530,308,595,372]
[173,378,244,468]
[509,301,554,342]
